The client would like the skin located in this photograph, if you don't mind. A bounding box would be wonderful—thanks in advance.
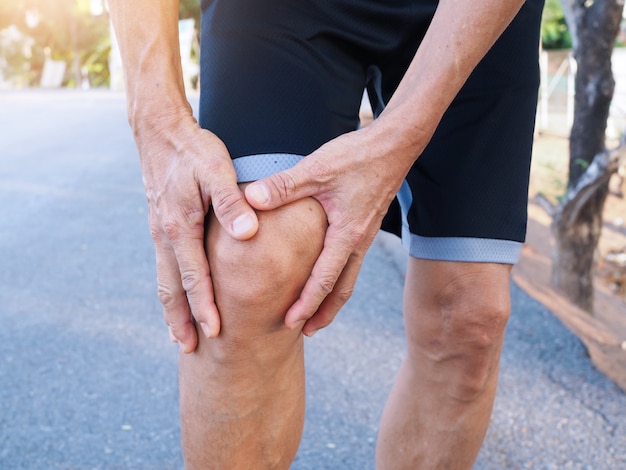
[376,260,513,468]
[108,0,527,467]
[108,0,525,346]
[179,185,326,469]
[109,0,260,352]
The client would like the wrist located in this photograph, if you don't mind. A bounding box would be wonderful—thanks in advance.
[128,75,192,122]
[362,105,436,171]
[127,85,195,145]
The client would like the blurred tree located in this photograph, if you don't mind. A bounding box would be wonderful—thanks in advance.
[0,25,35,87]
[0,0,201,87]
[551,0,626,312]
[0,0,110,87]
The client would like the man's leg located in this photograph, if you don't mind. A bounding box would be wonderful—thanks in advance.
[179,188,327,469]
[376,258,512,469]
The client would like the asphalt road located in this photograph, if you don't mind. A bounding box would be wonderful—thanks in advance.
[1,90,624,469]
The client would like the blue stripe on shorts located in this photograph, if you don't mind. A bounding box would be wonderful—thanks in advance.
[233,153,304,183]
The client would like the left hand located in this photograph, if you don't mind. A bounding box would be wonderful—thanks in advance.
[244,124,418,336]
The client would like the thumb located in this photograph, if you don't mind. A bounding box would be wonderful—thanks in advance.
[211,184,259,240]
[245,164,315,211]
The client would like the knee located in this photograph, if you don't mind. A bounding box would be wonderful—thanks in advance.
[408,262,512,402]
[437,274,511,353]
[205,190,327,343]
[439,274,510,401]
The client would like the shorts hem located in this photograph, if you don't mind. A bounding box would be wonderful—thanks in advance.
[233,153,304,183]
[401,226,522,264]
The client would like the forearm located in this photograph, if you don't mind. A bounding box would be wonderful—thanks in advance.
[108,0,192,136]
[373,0,526,165]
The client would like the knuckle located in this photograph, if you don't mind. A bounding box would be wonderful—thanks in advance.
[183,206,207,227]
[149,222,164,243]
[316,272,337,297]
[330,222,366,251]
[277,173,298,200]
[180,268,205,294]
[347,226,367,247]
[308,157,332,184]
[334,285,354,305]
[147,207,165,242]
[212,188,244,218]
[262,172,298,202]
[341,221,374,249]
[161,208,205,242]
[144,186,158,206]
[161,216,182,241]
[157,282,181,310]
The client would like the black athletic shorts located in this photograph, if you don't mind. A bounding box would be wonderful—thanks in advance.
[198,0,545,264]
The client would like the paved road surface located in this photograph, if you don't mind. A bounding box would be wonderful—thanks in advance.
[1,90,624,469]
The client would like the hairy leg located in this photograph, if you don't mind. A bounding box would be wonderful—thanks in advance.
[376,259,512,469]
[179,186,327,469]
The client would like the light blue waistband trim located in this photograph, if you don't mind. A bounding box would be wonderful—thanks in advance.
[232,153,304,183]
[401,225,522,264]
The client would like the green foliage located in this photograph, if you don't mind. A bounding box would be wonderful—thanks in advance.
[1,0,201,88]
[574,158,590,170]
[541,0,572,50]
[179,0,201,64]
[0,0,110,87]
[0,26,35,87]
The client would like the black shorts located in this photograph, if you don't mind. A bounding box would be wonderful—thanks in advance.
[198,0,544,264]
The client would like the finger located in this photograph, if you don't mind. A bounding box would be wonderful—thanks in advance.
[284,232,352,328]
[244,159,321,211]
[208,171,259,241]
[301,253,364,337]
[155,242,198,353]
[170,231,221,340]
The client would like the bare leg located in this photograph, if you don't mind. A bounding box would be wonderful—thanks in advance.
[376,259,512,469]
[179,186,327,469]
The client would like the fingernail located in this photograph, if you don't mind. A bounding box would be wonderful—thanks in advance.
[247,183,270,205]
[232,213,255,237]
[199,321,213,338]
[305,329,319,338]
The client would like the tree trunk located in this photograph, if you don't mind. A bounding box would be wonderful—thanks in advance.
[552,0,623,312]
[552,189,608,311]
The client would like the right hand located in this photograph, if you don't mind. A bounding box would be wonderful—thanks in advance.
[245,124,415,336]
[136,112,259,353]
